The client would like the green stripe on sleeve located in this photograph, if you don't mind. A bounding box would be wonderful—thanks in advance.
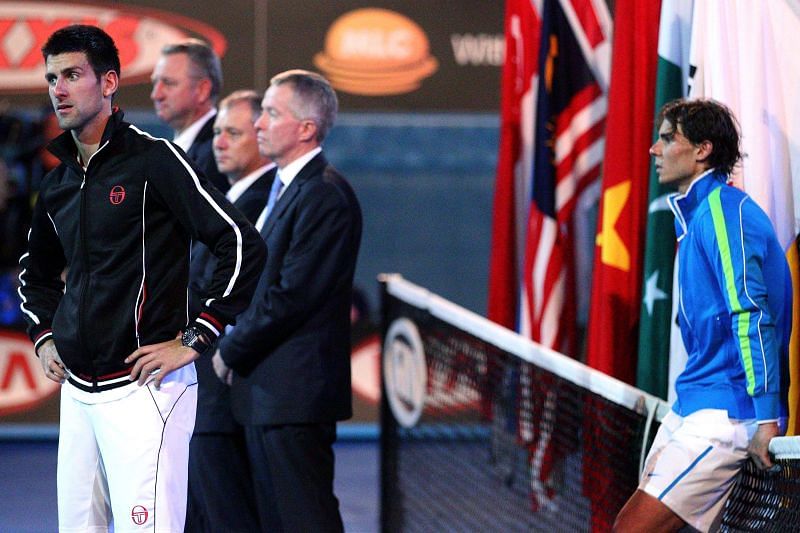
[708,188,755,395]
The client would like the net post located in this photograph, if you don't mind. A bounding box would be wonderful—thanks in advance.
[378,273,400,533]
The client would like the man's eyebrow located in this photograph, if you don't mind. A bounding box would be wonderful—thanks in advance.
[45,65,82,80]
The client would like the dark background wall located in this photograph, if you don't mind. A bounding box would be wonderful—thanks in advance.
[127,110,500,317]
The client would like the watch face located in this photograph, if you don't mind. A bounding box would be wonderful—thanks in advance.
[182,328,199,347]
[182,327,209,353]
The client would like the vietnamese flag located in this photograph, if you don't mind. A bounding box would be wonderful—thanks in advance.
[585,0,661,385]
[583,2,662,530]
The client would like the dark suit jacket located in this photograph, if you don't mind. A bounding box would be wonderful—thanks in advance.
[189,168,275,433]
[219,152,362,426]
[187,115,230,194]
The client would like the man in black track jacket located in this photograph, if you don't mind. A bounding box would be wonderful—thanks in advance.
[18,25,264,533]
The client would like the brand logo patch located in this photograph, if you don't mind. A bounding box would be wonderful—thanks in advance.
[382,318,427,428]
[109,185,126,205]
[313,8,438,96]
[131,505,148,525]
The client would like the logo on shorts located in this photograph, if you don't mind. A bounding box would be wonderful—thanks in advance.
[131,505,148,525]
[109,185,126,205]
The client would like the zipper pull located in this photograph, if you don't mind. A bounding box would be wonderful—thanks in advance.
[81,175,86,189]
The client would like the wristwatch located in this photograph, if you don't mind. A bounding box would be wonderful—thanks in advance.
[181,326,211,355]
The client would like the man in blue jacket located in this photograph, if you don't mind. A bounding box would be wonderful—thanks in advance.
[614,99,792,533]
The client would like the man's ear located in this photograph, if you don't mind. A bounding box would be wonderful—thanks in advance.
[195,77,212,104]
[102,70,119,98]
[695,140,713,163]
[297,119,318,144]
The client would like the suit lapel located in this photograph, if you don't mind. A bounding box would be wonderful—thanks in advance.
[261,153,327,239]
[186,116,215,158]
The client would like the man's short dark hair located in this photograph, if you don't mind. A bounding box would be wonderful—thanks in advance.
[161,39,222,103]
[658,98,742,176]
[271,70,337,142]
[42,25,120,81]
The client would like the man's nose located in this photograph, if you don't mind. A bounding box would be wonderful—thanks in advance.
[52,77,68,97]
[150,81,163,101]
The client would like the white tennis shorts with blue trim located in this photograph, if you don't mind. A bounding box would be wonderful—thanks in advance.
[638,408,756,533]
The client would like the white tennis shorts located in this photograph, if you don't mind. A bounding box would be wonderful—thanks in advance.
[57,364,197,532]
[639,408,756,533]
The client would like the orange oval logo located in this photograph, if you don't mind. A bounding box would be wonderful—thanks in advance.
[0,1,227,93]
[314,8,438,96]
[0,329,59,415]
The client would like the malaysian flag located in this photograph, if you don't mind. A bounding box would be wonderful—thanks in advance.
[489,0,612,514]
[519,0,611,355]
[489,0,611,353]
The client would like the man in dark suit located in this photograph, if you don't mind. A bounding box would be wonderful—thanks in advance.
[213,70,362,532]
[151,39,229,193]
[185,90,275,533]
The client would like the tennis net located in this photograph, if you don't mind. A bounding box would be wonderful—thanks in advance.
[379,274,800,532]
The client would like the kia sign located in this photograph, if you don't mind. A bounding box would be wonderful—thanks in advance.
[0,1,226,93]
[0,329,58,415]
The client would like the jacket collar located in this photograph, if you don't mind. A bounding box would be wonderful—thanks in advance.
[46,108,128,169]
[667,168,727,241]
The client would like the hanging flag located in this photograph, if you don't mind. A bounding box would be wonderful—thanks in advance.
[688,0,800,434]
[489,0,613,515]
[524,0,613,517]
[580,1,661,530]
[635,0,694,400]
[585,0,661,385]
[519,0,612,355]
[487,0,541,331]
[789,237,800,435]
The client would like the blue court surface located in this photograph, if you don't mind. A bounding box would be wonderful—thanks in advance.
[0,432,379,532]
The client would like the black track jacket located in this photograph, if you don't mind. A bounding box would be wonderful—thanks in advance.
[18,110,265,392]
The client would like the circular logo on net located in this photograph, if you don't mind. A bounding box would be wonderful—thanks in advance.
[109,185,126,205]
[131,505,148,525]
[383,317,427,428]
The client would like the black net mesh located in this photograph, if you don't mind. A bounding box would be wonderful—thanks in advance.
[380,281,800,533]
[380,296,652,532]
[719,459,800,532]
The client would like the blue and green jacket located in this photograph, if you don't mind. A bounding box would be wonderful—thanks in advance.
[667,169,791,423]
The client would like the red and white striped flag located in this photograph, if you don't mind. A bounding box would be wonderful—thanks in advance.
[518,0,611,356]
[489,0,613,516]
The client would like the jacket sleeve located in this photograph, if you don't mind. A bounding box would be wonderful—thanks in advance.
[18,190,67,353]
[706,189,783,421]
[218,176,361,372]
[147,141,265,343]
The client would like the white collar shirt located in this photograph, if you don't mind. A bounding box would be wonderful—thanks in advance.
[173,108,216,152]
[225,163,276,203]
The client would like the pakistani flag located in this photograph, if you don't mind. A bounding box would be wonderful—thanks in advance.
[635,0,694,400]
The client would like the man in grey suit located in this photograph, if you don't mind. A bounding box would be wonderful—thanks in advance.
[213,70,362,532]
[185,90,275,533]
